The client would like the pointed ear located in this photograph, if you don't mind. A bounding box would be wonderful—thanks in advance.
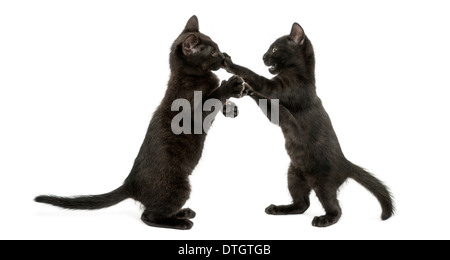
[183,15,199,33]
[182,34,200,55]
[289,23,305,45]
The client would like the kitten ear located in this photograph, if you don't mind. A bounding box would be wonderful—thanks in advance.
[182,34,200,55]
[289,23,305,45]
[183,15,199,33]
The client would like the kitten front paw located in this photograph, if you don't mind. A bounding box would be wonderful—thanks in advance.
[265,204,308,215]
[222,52,235,74]
[223,101,239,118]
[242,83,254,96]
[312,215,339,228]
[221,75,245,99]
[175,208,197,219]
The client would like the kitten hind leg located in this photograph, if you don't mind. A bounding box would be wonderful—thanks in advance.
[141,209,193,230]
[312,186,342,228]
[266,165,311,215]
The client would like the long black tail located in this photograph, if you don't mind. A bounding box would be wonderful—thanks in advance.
[35,185,128,210]
[349,164,395,220]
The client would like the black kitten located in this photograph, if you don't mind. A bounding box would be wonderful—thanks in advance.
[224,23,394,227]
[35,16,245,230]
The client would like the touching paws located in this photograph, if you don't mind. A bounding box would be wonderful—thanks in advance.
[220,75,245,99]
[242,83,254,96]
[222,52,235,74]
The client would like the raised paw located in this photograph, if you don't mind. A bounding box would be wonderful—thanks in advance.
[228,76,245,98]
[221,76,245,99]
[311,215,340,228]
[265,204,308,215]
[175,208,197,219]
[222,52,234,73]
[223,101,239,118]
[242,83,254,96]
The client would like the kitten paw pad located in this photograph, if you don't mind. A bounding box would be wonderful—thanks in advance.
[242,83,254,96]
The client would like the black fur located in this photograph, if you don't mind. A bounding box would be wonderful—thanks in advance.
[224,23,394,227]
[35,16,245,230]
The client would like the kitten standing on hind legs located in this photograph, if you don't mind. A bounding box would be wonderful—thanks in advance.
[35,16,246,230]
[224,22,394,227]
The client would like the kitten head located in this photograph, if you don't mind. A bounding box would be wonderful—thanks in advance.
[263,23,314,76]
[170,15,225,75]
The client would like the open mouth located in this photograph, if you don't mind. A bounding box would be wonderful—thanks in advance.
[268,64,277,74]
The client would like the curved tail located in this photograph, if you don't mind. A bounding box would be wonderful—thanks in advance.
[350,164,395,220]
[35,185,128,210]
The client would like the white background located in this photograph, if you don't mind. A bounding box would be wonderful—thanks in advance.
[1,0,449,240]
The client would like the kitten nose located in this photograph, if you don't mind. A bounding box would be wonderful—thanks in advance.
[263,54,268,61]
[218,52,225,60]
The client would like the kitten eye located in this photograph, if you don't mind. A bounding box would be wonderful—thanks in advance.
[272,47,278,53]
